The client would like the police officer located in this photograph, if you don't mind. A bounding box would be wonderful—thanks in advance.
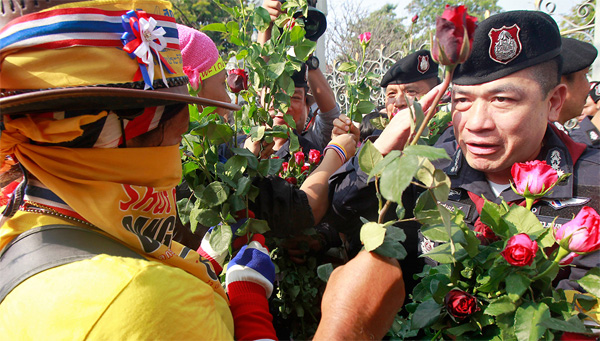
[551,37,600,148]
[381,50,440,117]
[328,10,600,294]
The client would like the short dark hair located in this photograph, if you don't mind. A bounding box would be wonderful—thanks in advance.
[528,56,562,98]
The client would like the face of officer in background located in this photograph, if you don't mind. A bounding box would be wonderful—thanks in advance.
[385,79,437,117]
[552,67,590,124]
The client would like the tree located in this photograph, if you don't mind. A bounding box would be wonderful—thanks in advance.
[169,0,242,53]
[325,3,413,64]
[407,0,501,45]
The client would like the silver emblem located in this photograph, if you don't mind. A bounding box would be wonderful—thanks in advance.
[420,237,435,254]
[494,31,518,62]
[544,197,591,210]
[590,130,599,141]
[550,150,561,171]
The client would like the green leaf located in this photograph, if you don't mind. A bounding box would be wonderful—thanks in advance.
[360,222,386,251]
[283,113,297,129]
[209,224,233,256]
[246,218,270,234]
[252,6,271,32]
[358,140,383,174]
[201,182,229,207]
[338,62,357,73]
[293,39,316,60]
[485,296,517,316]
[578,267,600,298]
[446,323,478,337]
[368,150,401,181]
[422,242,456,264]
[230,147,259,169]
[538,316,591,334]
[197,208,222,227]
[289,133,300,153]
[236,177,252,196]
[356,100,376,115]
[514,302,550,341]
[380,154,420,203]
[202,23,228,32]
[480,200,508,237]
[505,273,532,302]
[267,62,286,79]
[224,155,247,178]
[176,198,191,226]
[317,263,334,282]
[403,145,450,161]
[504,205,544,239]
[410,298,442,329]
[374,240,407,260]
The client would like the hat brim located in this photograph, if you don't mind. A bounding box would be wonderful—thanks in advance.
[0,86,240,115]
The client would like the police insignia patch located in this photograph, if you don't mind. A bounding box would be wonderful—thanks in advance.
[488,24,522,64]
[417,55,430,74]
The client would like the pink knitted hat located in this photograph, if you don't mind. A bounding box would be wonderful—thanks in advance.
[177,24,226,90]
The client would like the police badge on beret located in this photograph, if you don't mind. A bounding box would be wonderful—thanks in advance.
[488,24,522,64]
[417,55,430,74]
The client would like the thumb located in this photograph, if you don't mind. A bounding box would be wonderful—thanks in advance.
[417,84,442,114]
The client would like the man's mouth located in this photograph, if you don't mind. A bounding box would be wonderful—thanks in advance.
[464,141,500,156]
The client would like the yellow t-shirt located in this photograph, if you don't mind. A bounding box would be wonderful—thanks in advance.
[0,213,234,340]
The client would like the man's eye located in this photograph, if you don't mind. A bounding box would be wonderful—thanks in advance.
[406,91,417,96]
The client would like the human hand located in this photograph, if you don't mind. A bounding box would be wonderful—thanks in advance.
[328,133,357,161]
[226,234,276,298]
[331,114,360,142]
[373,84,441,155]
[261,0,282,22]
[314,251,405,340]
[244,137,275,159]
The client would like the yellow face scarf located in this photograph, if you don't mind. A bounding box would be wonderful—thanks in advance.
[1,113,227,301]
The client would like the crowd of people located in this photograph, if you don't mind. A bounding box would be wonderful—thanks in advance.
[0,0,599,339]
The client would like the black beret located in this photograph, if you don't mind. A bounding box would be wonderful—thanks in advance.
[291,63,308,88]
[454,11,562,85]
[380,50,439,88]
[561,37,597,75]
[590,82,600,103]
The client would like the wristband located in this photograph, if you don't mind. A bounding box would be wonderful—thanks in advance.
[324,142,347,164]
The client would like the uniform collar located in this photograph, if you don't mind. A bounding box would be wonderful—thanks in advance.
[442,124,585,203]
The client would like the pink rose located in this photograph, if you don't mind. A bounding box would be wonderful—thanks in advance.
[511,160,558,197]
[432,5,477,65]
[308,149,321,164]
[227,69,248,93]
[281,162,289,173]
[444,289,480,319]
[294,151,305,165]
[501,233,538,266]
[359,32,371,46]
[554,206,600,254]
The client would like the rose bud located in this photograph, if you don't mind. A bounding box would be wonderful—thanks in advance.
[444,289,480,319]
[501,233,538,267]
[285,176,298,185]
[301,165,310,174]
[431,5,477,66]
[359,32,371,47]
[511,160,559,197]
[474,219,500,246]
[285,19,296,31]
[554,206,600,254]
[281,162,289,173]
[294,151,305,165]
[412,14,419,24]
[308,149,322,164]
[227,68,248,94]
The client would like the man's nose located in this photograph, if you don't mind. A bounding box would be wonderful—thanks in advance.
[394,93,407,109]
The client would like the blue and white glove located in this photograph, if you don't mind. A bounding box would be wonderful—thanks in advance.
[226,234,275,298]
[197,219,247,274]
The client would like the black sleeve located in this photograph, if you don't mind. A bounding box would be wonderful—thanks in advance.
[249,175,315,238]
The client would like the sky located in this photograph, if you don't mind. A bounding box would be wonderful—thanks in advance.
[325,0,578,20]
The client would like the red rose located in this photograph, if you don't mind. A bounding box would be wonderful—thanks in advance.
[227,68,248,93]
[444,289,480,319]
[474,218,500,245]
[281,162,289,173]
[411,14,419,24]
[285,176,297,185]
[511,160,558,197]
[554,206,600,254]
[432,5,477,65]
[294,151,305,165]
[308,149,322,164]
[501,233,538,267]
[301,165,310,174]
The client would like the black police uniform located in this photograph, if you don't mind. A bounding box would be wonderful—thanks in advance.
[560,116,600,149]
[328,124,600,294]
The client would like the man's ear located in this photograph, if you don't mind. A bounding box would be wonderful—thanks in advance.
[547,83,567,122]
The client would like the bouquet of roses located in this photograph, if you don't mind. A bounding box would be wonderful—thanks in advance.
[277,149,322,186]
